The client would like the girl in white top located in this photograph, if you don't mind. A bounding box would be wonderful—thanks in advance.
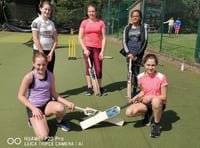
[31,0,57,73]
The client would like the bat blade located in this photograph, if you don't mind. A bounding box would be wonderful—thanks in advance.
[127,59,132,99]
[88,57,101,96]
[80,106,121,130]
[75,106,124,127]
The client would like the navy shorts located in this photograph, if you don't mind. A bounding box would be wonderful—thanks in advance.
[26,100,52,118]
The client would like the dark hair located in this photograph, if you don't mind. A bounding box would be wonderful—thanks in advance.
[39,0,52,8]
[131,10,142,18]
[143,54,158,65]
[38,0,52,14]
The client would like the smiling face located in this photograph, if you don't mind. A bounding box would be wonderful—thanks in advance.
[87,5,97,20]
[40,2,52,20]
[144,58,157,75]
[32,53,48,74]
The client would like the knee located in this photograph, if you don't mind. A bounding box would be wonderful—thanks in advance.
[151,98,162,109]
[125,107,136,117]
[55,103,66,113]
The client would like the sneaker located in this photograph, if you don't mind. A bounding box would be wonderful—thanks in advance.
[150,123,161,138]
[143,110,153,126]
[86,87,93,96]
[100,87,107,96]
[56,120,71,132]
[28,120,32,128]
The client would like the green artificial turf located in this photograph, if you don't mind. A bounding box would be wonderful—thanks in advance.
[0,32,200,148]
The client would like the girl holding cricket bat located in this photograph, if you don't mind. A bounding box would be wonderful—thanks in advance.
[125,54,168,138]
[121,9,148,96]
[31,0,58,73]
[18,52,75,141]
[78,4,106,96]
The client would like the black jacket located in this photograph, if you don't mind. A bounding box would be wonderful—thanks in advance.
[122,23,148,59]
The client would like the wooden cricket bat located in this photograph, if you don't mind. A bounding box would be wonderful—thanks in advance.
[80,102,133,130]
[75,106,124,127]
[127,58,132,99]
[88,57,101,96]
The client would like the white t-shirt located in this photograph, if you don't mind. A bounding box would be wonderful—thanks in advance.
[31,16,56,51]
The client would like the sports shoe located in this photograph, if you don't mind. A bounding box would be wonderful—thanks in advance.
[56,120,71,132]
[28,120,32,128]
[86,87,93,96]
[143,110,153,126]
[150,123,161,138]
[100,87,107,96]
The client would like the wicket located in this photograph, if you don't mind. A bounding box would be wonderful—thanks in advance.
[68,39,77,60]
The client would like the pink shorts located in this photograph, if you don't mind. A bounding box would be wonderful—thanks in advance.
[175,26,180,30]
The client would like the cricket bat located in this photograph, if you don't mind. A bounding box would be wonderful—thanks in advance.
[80,101,133,130]
[88,57,101,96]
[127,58,132,99]
[75,106,124,126]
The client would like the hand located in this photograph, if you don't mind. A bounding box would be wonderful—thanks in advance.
[32,107,44,119]
[83,49,90,56]
[127,54,137,61]
[99,52,104,61]
[66,101,75,110]
[47,55,51,62]
[142,96,153,104]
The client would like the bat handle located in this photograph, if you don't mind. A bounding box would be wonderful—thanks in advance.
[88,57,92,67]
[120,101,133,110]
[75,106,85,112]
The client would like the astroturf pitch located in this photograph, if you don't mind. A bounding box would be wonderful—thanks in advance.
[0,32,200,148]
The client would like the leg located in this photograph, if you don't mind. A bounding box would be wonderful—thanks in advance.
[45,101,66,121]
[30,116,49,141]
[45,101,71,131]
[151,97,163,123]
[26,107,49,140]
[92,48,102,87]
[132,65,140,96]
[83,51,93,95]
[125,103,147,117]
[150,97,163,138]
[43,50,55,73]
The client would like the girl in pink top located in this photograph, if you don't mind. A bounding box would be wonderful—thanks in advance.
[126,54,168,138]
[79,4,106,96]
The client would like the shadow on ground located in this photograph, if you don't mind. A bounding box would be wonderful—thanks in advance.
[59,81,127,97]
[124,109,180,131]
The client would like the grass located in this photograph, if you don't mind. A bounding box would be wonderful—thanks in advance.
[0,32,200,148]
[148,33,196,62]
[114,32,197,62]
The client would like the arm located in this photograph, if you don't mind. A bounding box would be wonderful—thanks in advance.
[78,27,90,56]
[18,73,44,119]
[122,24,130,54]
[48,31,58,61]
[130,90,144,102]
[99,28,106,60]
[135,25,148,56]
[50,73,74,109]
[32,30,44,53]
[163,20,169,24]
[159,85,167,101]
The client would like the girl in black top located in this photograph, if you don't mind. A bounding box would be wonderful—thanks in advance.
[122,10,148,96]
